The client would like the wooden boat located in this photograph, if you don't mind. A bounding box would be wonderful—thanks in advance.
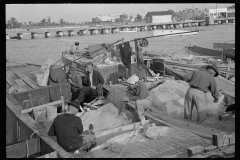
[119,30,137,33]
[185,44,235,60]
[6,60,235,158]
[152,30,199,37]
[61,50,127,85]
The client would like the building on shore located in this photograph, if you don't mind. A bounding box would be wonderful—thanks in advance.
[201,8,227,19]
[175,8,206,21]
[227,5,235,17]
[92,15,114,23]
[145,11,172,23]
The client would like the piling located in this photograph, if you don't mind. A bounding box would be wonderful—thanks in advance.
[45,32,51,38]
[68,30,75,36]
[17,33,23,40]
[31,32,38,39]
[56,31,63,37]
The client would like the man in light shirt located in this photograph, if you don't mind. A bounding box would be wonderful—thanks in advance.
[76,62,104,106]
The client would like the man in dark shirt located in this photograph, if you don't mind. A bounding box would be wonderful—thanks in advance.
[183,64,219,122]
[67,63,83,101]
[76,62,105,105]
[122,74,152,125]
[48,100,96,153]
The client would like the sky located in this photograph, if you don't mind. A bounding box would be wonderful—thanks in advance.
[6,3,233,23]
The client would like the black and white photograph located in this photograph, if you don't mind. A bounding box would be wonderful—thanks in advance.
[6,3,235,158]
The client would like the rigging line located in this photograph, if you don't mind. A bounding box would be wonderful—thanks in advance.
[61,38,123,68]
[125,30,199,43]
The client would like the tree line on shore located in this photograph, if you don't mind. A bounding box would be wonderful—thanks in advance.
[6,9,208,30]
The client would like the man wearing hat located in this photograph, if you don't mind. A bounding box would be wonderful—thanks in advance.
[67,63,83,101]
[122,74,152,125]
[48,100,96,153]
[183,64,220,122]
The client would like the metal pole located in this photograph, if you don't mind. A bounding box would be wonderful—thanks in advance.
[193,5,194,19]
[216,3,217,19]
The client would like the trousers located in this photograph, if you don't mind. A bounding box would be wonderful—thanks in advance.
[135,96,153,118]
[184,87,212,121]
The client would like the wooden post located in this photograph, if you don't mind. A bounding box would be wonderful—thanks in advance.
[21,100,61,114]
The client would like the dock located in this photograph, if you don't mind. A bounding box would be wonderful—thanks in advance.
[6,17,235,40]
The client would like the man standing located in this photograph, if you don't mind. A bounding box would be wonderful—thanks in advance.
[76,62,104,105]
[122,75,152,125]
[183,64,219,122]
[48,100,96,153]
[67,63,83,101]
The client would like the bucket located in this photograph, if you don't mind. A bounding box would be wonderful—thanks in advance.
[46,106,57,120]
[33,108,47,122]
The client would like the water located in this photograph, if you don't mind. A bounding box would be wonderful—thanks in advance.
[6,25,235,65]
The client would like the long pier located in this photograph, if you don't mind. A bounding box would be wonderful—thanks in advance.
[6,17,235,40]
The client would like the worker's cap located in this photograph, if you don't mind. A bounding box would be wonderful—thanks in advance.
[67,100,80,110]
[206,64,219,77]
[69,63,77,70]
[127,74,139,85]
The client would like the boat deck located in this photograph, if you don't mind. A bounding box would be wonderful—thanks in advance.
[85,126,211,158]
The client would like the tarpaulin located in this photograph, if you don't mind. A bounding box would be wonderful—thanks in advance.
[119,42,131,69]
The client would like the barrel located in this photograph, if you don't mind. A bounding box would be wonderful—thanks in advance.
[46,106,57,120]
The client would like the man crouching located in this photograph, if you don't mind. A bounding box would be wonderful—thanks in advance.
[48,100,96,153]
[122,75,153,125]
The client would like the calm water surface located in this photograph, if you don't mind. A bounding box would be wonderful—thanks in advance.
[6,25,235,65]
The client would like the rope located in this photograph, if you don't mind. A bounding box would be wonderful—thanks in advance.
[117,125,140,158]
[117,98,151,158]
[26,139,29,158]
[58,80,65,113]
[27,88,34,111]
[26,130,46,158]
[52,58,62,67]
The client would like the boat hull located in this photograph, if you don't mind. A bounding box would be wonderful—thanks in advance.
[119,31,137,33]
[185,45,235,60]
[153,30,199,37]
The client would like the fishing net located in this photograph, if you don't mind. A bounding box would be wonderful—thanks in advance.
[77,103,132,132]
[149,79,226,120]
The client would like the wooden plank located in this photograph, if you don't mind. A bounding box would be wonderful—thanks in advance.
[21,100,61,114]
[95,122,141,145]
[14,79,28,92]
[6,97,73,158]
[145,110,224,140]
[6,138,40,158]
[6,71,17,86]
[15,79,27,87]
[12,70,39,89]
